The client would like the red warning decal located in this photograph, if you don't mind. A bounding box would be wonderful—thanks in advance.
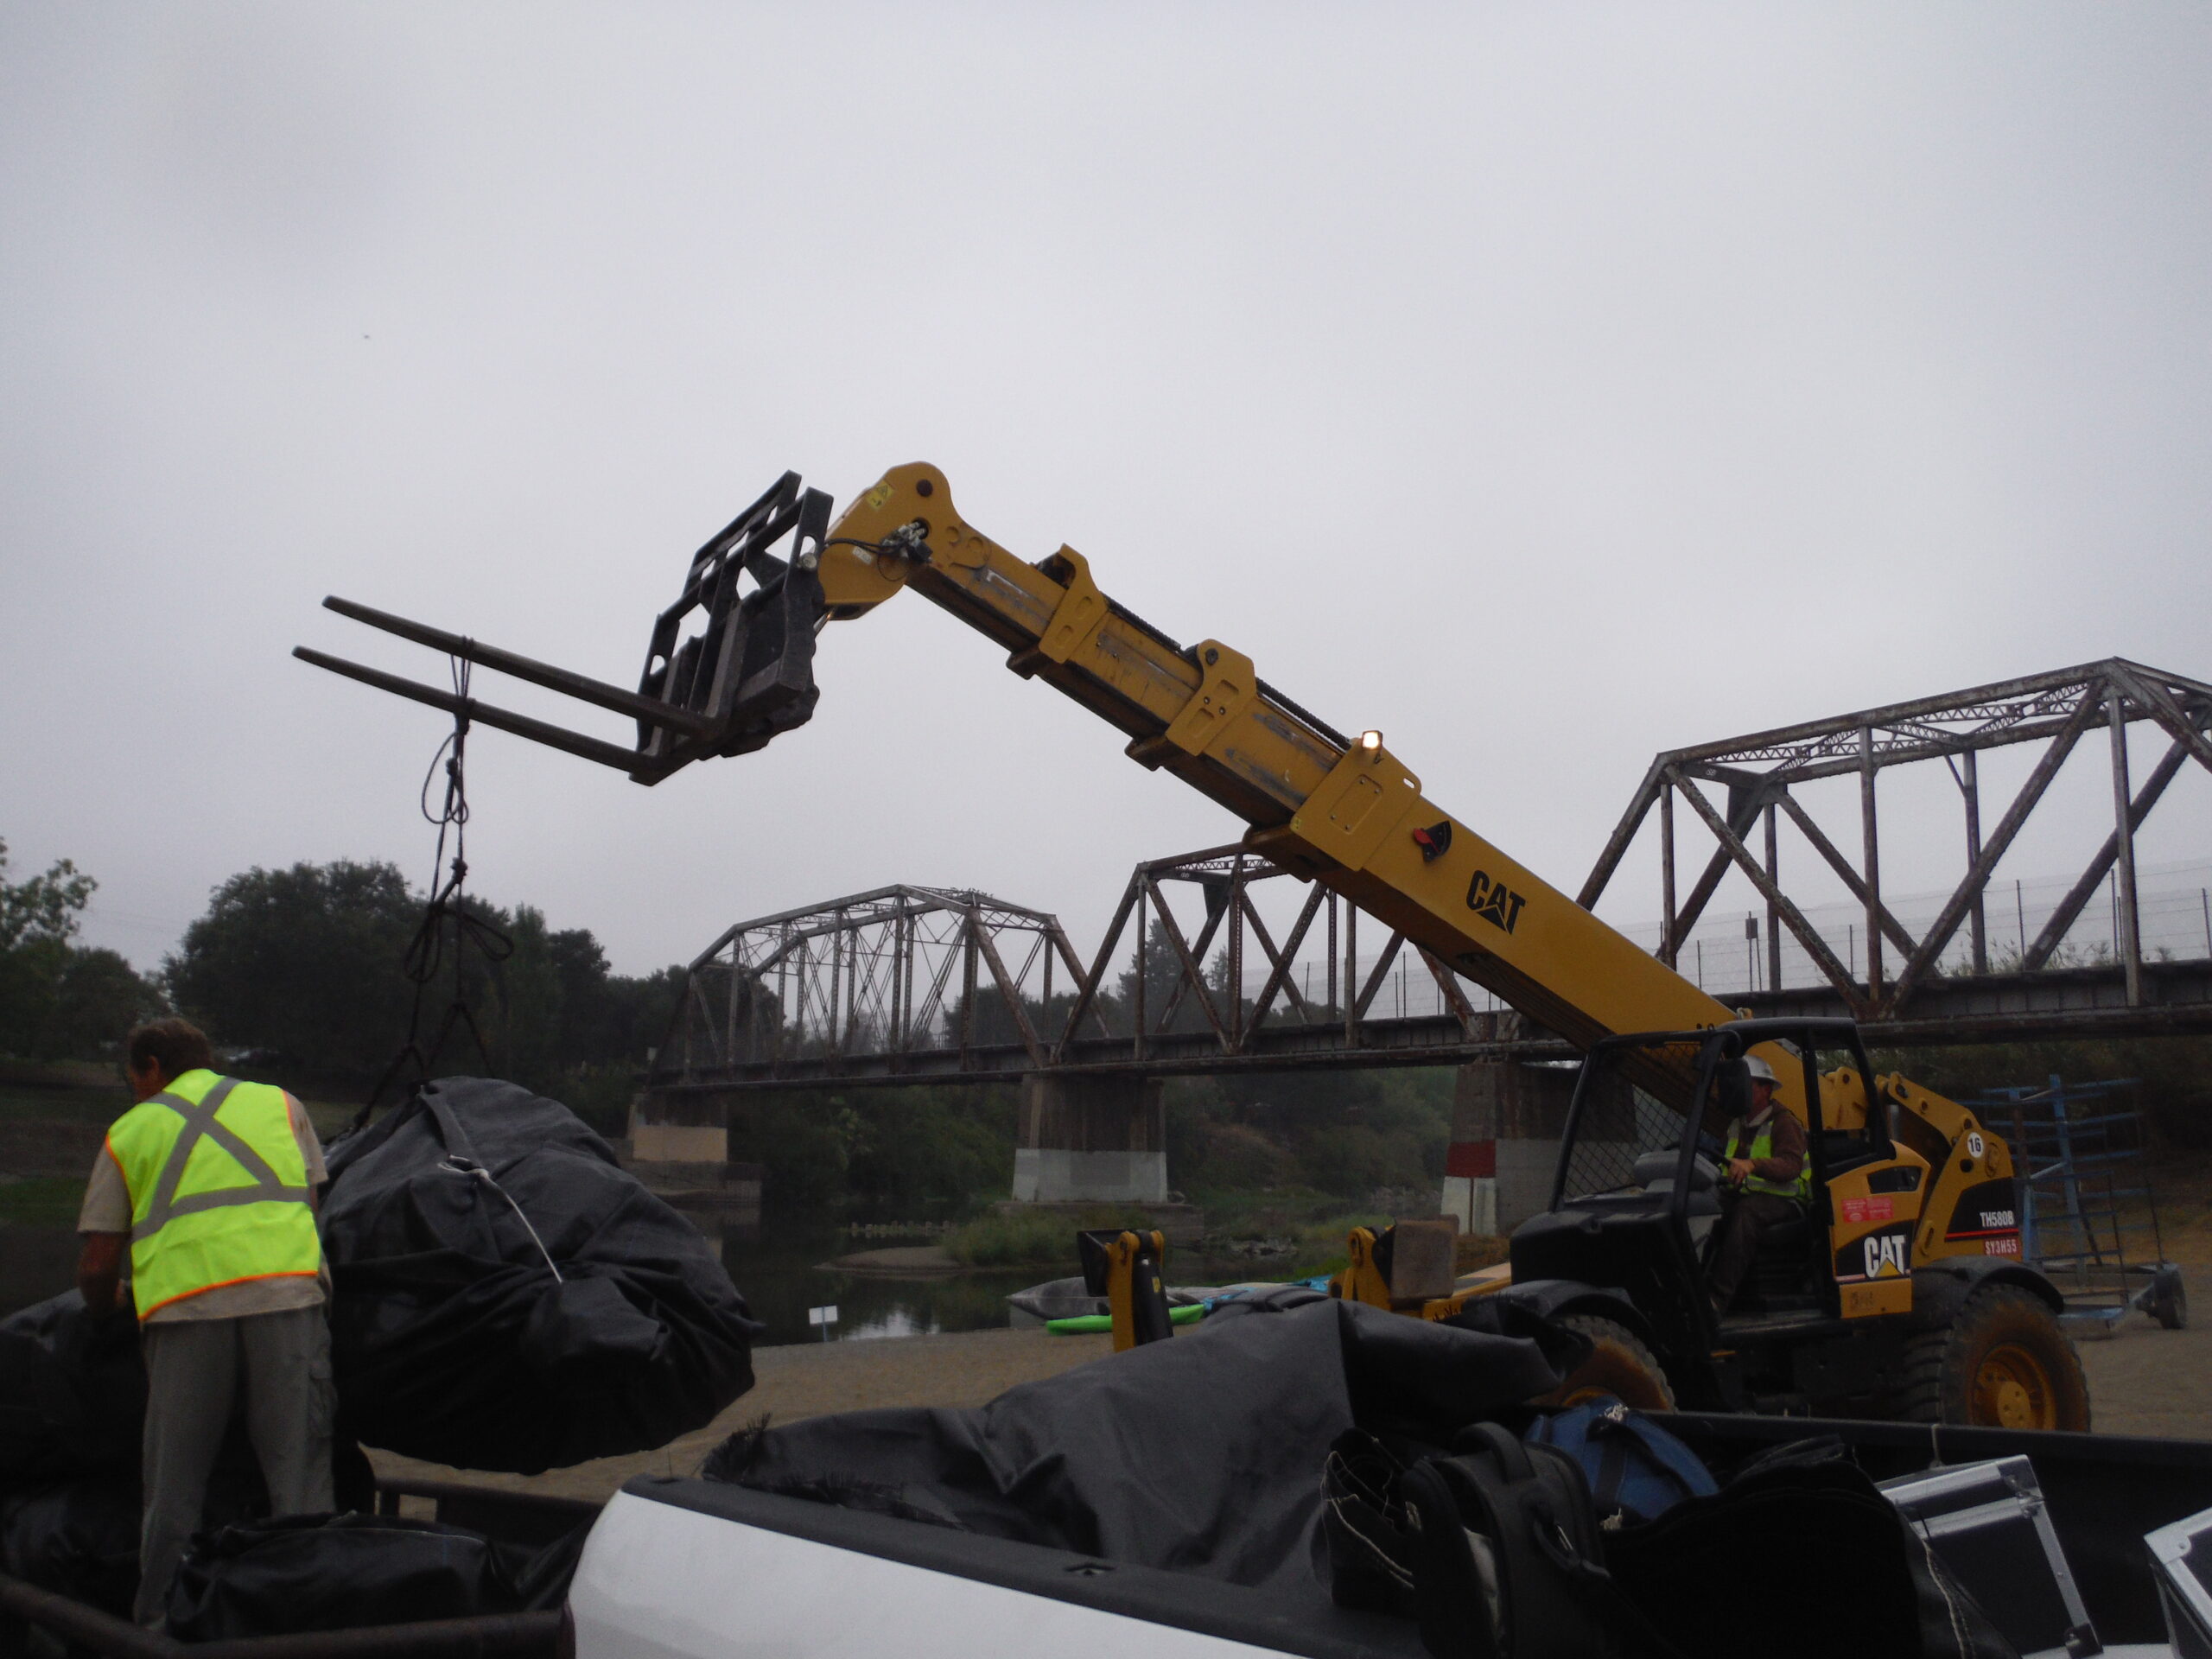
[1840,1195,1895,1225]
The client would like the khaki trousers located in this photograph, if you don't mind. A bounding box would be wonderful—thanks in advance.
[135,1306,336,1627]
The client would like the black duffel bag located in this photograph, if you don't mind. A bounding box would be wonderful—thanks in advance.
[167,1512,522,1639]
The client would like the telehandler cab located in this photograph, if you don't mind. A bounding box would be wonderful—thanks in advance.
[1332,1015,2085,1427]
[297,461,2094,1430]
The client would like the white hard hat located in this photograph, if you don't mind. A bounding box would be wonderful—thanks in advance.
[1745,1056,1781,1087]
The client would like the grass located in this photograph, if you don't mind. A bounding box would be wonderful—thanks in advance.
[0,1176,90,1227]
[944,1205,1158,1268]
[0,1081,130,1128]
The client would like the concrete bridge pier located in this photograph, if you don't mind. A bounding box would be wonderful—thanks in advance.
[1014,1073,1168,1205]
[1440,1060,1579,1238]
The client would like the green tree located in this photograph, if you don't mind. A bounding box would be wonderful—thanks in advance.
[0,838,95,950]
[0,838,165,1061]
[165,861,418,1082]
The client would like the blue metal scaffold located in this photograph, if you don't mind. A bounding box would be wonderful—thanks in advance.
[1966,1075,2186,1335]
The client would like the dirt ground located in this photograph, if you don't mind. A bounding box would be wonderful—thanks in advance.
[367,1325,1116,1502]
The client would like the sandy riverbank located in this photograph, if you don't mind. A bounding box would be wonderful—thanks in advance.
[366,1324,1113,1502]
[365,1304,2212,1506]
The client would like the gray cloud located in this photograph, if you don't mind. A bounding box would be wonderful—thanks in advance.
[3,3,2207,982]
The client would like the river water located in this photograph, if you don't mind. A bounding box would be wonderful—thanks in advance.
[0,1214,1038,1351]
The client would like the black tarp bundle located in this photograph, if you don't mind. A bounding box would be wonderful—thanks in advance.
[704,1299,2004,1659]
[321,1077,763,1473]
[706,1296,1578,1599]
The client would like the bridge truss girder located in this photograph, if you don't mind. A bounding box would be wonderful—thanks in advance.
[1579,658,2212,1022]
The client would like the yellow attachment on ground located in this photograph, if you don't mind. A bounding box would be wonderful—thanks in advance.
[1335,1226,1394,1311]
[1103,1229,1169,1353]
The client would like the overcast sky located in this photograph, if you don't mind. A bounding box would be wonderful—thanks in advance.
[4,4,2209,983]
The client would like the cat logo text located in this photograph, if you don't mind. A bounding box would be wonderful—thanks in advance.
[1862,1233,1909,1279]
[1466,870,1527,935]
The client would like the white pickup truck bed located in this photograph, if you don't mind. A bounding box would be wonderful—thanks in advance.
[571,1477,1428,1659]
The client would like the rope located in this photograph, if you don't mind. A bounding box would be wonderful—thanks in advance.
[360,654,514,1125]
[438,1155,563,1282]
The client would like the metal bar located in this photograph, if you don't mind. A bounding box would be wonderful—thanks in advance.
[1419,945,1480,1037]
[1238,888,1320,1032]
[0,1570,562,1659]
[1344,900,1357,1045]
[2110,691,2143,1007]
[973,920,1046,1064]
[1671,842,1737,944]
[1860,726,1883,999]
[1662,661,2117,766]
[723,963,739,1066]
[1146,876,1231,1049]
[1771,792,1919,958]
[826,913,844,1058]
[1243,887,1325,1040]
[197,1613,563,1659]
[1764,801,1781,993]
[1576,764,1662,908]
[911,926,963,1053]
[1672,777,1866,1013]
[2111,664,2212,776]
[291,649,652,775]
[1886,685,2106,1012]
[2025,732,2189,970]
[892,911,908,1052]
[1154,880,1231,1033]
[961,913,982,1065]
[1659,784,1678,967]
[1056,883,1140,1056]
[1326,893,1338,1014]
[1134,893,1147,1061]
[1962,749,1987,973]
[320,595,715,738]
[1354,931,1406,1020]
[1229,855,1246,1047]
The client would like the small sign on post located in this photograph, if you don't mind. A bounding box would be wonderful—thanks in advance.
[807,1305,840,1342]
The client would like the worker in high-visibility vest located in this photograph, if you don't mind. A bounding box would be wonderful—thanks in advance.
[1705,1054,1812,1318]
[76,1018,335,1627]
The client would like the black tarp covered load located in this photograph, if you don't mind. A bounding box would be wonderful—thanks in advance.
[321,1077,762,1473]
[705,1297,1577,1593]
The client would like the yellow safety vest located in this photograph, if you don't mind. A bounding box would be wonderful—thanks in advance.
[104,1069,322,1321]
[1722,1115,1812,1205]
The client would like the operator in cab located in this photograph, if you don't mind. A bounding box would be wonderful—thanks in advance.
[1706,1054,1811,1318]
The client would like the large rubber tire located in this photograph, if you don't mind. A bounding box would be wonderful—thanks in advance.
[1539,1313,1676,1410]
[1896,1286,2091,1432]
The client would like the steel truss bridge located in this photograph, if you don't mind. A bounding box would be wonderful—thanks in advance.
[646,658,2212,1099]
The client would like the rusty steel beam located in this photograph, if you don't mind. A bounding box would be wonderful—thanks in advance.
[1670,774,1867,1015]
[1885,684,2105,1014]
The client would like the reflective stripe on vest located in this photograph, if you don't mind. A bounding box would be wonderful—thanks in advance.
[1723,1116,1811,1204]
[105,1070,321,1320]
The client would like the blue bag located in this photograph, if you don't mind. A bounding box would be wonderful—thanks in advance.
[1524,1395,1717,1526]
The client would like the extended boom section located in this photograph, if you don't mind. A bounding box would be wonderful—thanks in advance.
[812,463,1740,1065]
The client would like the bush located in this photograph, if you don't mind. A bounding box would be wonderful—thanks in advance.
[944,1205,1154,1268]
[1297,1125,1431,1198]
[1198,1122,1298,1189]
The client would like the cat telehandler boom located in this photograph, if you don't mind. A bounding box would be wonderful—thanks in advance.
[297,462,2104,1429]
